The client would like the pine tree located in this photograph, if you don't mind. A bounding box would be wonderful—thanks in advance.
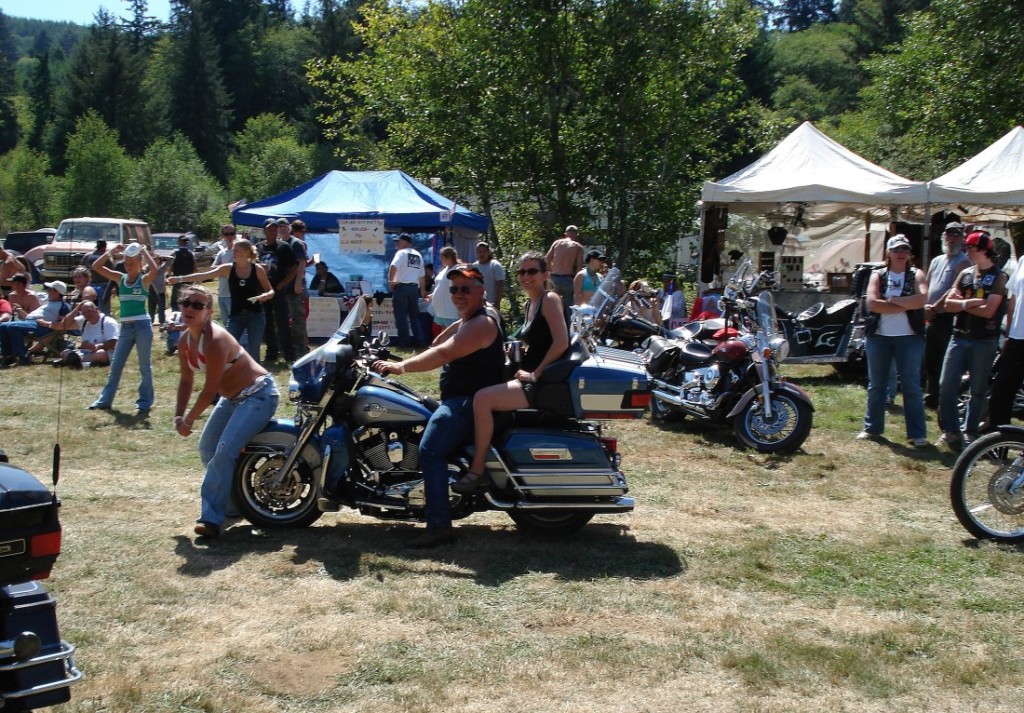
[0,11,19,153]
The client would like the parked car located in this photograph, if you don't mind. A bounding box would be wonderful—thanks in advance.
[151,232,216,270]
[40,217,151,281]
[0,450,81,711]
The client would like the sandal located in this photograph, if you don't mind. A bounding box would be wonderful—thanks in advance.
[451,471,488,495]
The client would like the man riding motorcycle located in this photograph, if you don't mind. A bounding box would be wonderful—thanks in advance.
[372,264,505,548]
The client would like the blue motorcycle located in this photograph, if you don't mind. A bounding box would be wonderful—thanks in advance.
[232,297,651,535]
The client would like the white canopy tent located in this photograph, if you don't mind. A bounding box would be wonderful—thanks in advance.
[697,122,928,288]
[702,121,928,224]
[929,126,1024,222]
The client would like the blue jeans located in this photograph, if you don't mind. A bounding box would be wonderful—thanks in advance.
[218,295,231,326]
[94,319,154,410]
[392,283,424,346]
[939,335,1000,437]
[197,377,279,527]
[552,274,574,310]
[228,310,266,365]
[0,319,47,359]
[418,395,473,529]
[864,333,926,439]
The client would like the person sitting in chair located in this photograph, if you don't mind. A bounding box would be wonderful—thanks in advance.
[53,300,118,367]
[0,281,69,367]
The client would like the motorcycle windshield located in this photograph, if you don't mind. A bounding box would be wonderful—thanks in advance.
[589,267,623,324]
[755,290,780,339]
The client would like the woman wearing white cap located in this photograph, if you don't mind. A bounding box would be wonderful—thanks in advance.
[88,243,158,413]
[858,235,929,447]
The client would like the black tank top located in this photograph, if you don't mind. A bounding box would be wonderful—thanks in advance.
[229,263,263,315]
[439,307,505,400]
[519,293,567,372]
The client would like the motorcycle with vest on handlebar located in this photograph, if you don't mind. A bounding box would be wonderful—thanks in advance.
[231,297,652,535]
[640,260,814,454]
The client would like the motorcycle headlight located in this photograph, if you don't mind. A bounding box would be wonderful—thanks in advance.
[770,336,790,363]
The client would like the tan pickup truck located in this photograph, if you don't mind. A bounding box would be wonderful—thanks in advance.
[40,217,151,281]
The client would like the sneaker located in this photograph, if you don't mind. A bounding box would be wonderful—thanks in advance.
[856,431,880,441]
[87,401,111,411]
[911,437,930,448]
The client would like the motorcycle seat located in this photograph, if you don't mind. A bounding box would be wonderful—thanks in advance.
[537,337,589,384]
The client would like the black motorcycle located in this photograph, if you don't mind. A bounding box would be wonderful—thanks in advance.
[233,297,652,535]
[642,260,814,454]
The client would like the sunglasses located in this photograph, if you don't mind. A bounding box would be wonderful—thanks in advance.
[517,267,542,276]
[449,285,478,294]
[890,247,910,253]
[221,231,235,236]
[178,299,210,311]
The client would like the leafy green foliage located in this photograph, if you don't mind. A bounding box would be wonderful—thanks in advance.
[0,145,61,228]
[227,113,317,204]
[123,133,225,234]
[62,110,132,217]
[839,0,1024,178]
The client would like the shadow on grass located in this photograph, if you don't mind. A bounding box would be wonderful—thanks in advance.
[173,519,686,586]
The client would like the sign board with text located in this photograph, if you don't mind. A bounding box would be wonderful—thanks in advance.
[338,219,385,255]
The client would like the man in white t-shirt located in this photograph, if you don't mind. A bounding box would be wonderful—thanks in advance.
[55,300,119,366]
[388,233,426,347]
[473,241,505,308]
[986,255,1024,428]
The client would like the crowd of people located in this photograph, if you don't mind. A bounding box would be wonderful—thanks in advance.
[858,222,1022,451]
[3,218,1022,547]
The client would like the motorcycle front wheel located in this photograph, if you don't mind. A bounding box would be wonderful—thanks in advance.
[950,432,1024,543]
[733,392,813,454]
[507,511,594,535]
[234,450,323,529]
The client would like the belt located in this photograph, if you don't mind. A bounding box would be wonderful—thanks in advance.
[552,273,573,278]
[397,282,418,286]
[231,374,274,403]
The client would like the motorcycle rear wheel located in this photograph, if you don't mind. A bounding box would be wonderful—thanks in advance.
[507,511,594,535]
[949,432,1024,543]
[234,450,323,529]
[733,392,813,454]
[649,394,686,422]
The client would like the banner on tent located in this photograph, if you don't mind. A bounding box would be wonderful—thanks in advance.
[339,219,386,254]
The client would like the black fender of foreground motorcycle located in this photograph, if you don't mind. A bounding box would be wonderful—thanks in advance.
[725,381,815,420]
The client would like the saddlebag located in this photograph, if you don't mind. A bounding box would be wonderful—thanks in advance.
[643,336,680,374]
[567,356,651,420]
[499,428,628,498]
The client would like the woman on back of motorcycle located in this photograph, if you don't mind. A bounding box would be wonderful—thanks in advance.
[453,251,570,493]
[172,284,279,539]
[858,234,930,447]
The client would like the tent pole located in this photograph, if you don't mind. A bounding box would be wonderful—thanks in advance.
[921,201,932,267]
[695,202,706,302]
[863,211,871,262]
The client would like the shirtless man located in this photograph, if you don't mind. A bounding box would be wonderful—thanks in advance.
[0,248,25,295]
[545,225,584,310]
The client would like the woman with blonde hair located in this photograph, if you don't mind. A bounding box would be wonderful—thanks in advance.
[88,243,158,412]
[429,246,460,337]
[172,284,279,539]
[168,238,274,363]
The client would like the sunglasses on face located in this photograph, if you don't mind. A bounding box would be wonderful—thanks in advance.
[449,285,478,294]
[179,299,210,311]
[516,267,542,276]
[890,247,910,253]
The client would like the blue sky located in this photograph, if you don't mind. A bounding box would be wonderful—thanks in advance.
[1,1,172,25]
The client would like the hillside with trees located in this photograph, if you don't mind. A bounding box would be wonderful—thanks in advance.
[0,0,1017,274]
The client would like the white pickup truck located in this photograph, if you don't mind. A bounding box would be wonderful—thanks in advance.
[40,217,151,281]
